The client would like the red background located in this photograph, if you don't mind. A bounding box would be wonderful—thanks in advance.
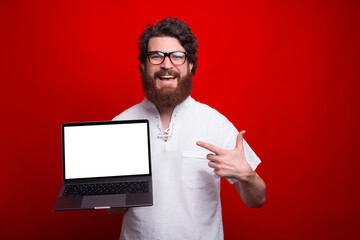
[1,0,359,239]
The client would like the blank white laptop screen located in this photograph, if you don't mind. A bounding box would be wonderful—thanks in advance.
[64,122,150,180]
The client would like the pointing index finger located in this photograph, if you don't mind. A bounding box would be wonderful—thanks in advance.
[196,141,223,155]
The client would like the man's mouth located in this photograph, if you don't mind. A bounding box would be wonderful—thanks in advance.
[158,75,176,81]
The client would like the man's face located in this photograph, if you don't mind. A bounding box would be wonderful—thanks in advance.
[141,36,193,108]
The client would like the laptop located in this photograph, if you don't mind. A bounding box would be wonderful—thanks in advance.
[53,119,153,211]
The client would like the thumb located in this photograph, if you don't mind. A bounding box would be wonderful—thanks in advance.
[235,130,246,150]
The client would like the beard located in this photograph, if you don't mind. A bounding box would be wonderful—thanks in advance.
[141,67,193,108]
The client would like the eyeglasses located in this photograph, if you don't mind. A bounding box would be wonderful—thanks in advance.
[147,51,187,65]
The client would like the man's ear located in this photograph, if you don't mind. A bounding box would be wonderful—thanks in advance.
[189,63,193,74]
[140,64,144,73]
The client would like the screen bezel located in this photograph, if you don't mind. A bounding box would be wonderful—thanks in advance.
[61,119,152,183]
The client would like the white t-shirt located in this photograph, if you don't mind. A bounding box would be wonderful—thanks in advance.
[113,96,261,240]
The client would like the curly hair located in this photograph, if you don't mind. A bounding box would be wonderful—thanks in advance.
[138,18,199,75]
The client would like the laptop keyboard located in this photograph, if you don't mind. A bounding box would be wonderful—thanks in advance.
[64,181,149,197]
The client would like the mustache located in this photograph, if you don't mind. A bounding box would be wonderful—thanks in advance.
[154,70,180,79]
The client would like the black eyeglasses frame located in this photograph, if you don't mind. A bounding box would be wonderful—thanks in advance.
[147,51,187,65]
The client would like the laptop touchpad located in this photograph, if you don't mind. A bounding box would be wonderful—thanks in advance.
[81,195,126,208]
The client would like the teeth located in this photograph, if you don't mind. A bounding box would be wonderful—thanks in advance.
[160,75,175,79]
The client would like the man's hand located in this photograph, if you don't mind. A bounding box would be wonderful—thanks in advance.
[197,131,266,208]
[196,130,254,182]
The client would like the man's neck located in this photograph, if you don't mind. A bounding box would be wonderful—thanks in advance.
[156,105,175,130]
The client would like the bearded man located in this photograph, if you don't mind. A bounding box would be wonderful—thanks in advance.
[108,18,266,240]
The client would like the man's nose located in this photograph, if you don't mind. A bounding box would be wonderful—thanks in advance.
[160,55,173,69]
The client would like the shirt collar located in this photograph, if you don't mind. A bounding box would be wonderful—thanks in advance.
[142,96,194,117]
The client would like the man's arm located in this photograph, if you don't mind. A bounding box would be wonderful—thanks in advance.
[196,130,266,208]
[234,171,266,208]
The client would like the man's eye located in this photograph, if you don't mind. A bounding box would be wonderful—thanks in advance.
[151,55,161,59]
[172,53,185,58]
